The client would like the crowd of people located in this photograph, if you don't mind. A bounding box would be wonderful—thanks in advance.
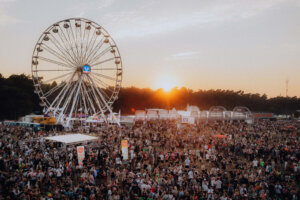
[0,119,299,199]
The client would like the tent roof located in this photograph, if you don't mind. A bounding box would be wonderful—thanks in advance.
[45,134,98,144]
[177,111,191,117]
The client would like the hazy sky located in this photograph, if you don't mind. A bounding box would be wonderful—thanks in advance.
[0,0,300,97]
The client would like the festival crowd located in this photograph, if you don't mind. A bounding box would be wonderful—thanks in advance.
[0,119,299,199]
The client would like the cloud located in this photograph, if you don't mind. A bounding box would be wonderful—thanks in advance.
[77,11,85,17]
[165,51,200,60]
[0,0,18,25]
[0,0,15,2]
[172,51,199,58]
[98,0,115,10]
[102,0,294,38]
[0,10,19,25]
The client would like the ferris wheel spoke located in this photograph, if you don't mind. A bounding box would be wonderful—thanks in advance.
[84,75,104,108]
[87,75,112,114]
[79,84,88,115]
[83,29,96,64]
[53,28,78,66]
[73,24,83,67]
[38,56,73,69]
[86,75,107,104]
[66,76,83,126]
[57,79,80,123]
[82,87,96,115]
[87,40,108,64]
[44,82,66,98]
[83,24,92,56]
[42,41,77,68]
[34,69,73,72]
[85,38,104,64]
[91,57,115,68]
[84,30,98,62]
[78,22,88,65]
[74,91,82,119]
[47,32,79,66]
[89,76,111,100]
[90,73,114,94]
[82,78,97,114]
[68,21,81,64]
[41,71,73,84]
[91,71,116,81]
[57,25,80,64]
[86,76,108,120]
[88,46,111,65]
[64,21,81,64]
[48,74,75,115]
[76,20,84,65]
[91,76,114,95]
[95,84,110,101]
[84,33,100,63]
[52,82,74,116]
[91,67,116,71]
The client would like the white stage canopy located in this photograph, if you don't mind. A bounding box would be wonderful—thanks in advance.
[45,134,98,144]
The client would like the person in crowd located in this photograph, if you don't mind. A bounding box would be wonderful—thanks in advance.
[0,119,299,199]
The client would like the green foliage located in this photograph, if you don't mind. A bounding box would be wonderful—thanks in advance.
[0,73,41,120]
[114,87,300,115]
[0,73,299,120]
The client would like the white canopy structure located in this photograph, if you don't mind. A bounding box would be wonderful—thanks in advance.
[146,109,159,120]
[177,110,196,124]
[45,134,98,144]
[209,106,227,120]
[199,111,209,120]
[147,109,169,120]
[158,109,169,120]
[135,110,146,121]
[169,108,180,120]
[187,105,200,118]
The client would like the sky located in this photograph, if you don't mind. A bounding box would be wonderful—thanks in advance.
[0,0,300,97]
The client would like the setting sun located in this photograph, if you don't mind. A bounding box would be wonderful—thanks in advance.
[154,75,179,92]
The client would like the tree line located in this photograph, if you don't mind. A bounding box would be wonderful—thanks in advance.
[0,74,299,120]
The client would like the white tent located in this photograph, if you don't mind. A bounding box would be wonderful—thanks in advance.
[135,110,146,121]
[199,111,209,120]
[45,134,98,144]
[146,109,159,120]
[147,109,169,120]
[187,105,200,118]
[178,111,195,124]
[120,115,135,123]
[169,108,180,120]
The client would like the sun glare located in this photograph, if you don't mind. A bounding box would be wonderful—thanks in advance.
[154,75,178,92]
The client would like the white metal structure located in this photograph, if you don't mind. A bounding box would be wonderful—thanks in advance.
[232,106,252,120]
[31,18,122,127]
[45,134,98,144]
[208,106,227,121]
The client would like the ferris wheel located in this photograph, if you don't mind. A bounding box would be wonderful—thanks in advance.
[31,18,122,127]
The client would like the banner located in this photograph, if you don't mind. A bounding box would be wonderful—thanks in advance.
[182,117,195,124]
[121,140,128,160]
[77,146,85,167]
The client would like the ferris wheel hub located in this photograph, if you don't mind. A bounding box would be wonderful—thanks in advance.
[82,64,91,74]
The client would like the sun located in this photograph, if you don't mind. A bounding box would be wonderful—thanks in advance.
[154,75,179,92]
[161,81,175,92]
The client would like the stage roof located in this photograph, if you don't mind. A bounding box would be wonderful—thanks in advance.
[45,134,98,144]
